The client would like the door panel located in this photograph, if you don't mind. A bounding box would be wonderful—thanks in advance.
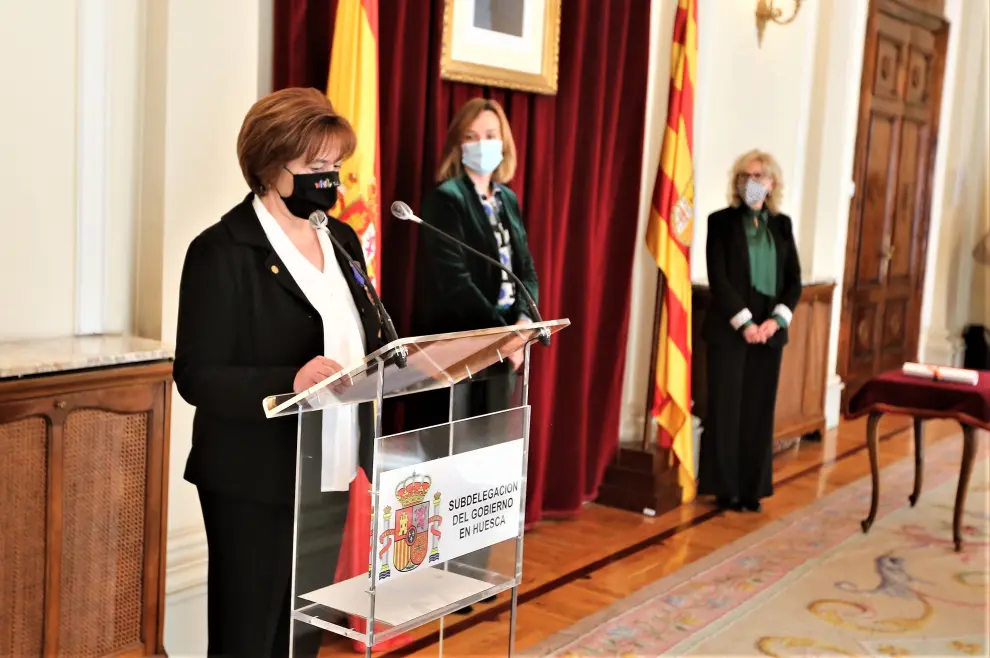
[851,301,879,365]
[857,115,896,287]
[889,120,921,283]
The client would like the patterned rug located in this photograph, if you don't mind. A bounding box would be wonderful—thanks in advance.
[528,437,990,657]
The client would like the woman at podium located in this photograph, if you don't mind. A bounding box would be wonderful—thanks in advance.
[407,98,540,613]
[698,149,802,514]
[173,87,384,657]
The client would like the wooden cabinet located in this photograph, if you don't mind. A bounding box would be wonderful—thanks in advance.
[692,282,836,452]
[0,360,172,657]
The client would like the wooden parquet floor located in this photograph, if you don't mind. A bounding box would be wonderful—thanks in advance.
[320,415,965,657]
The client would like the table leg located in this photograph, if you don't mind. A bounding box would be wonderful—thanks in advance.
[861,412,882,533]
[953,425,977,552]
[909,417,924,507]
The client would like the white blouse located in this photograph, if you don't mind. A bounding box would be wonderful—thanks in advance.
[253,196,367,492]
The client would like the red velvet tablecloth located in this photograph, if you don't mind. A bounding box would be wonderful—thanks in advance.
[846,369,990,431]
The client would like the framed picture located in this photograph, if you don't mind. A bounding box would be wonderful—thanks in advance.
[441,0,562,95]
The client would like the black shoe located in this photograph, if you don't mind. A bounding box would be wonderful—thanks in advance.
[741,499,762,512]
[454,594,496,614]
[716,496,743,511]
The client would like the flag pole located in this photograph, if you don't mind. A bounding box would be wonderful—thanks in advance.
[641,269,667,451]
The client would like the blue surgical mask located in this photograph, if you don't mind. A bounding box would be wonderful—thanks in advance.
[461,139,504,175]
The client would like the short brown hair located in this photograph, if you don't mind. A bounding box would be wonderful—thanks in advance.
[436,98,517,183]
[237,87,357,194]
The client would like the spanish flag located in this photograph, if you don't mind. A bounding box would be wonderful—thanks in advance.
[327,0,381,288]
[328,1,409,652]
[644,0,697,503]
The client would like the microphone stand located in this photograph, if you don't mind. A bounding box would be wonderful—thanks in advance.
[392,203,551,347]
[310,211,408,368]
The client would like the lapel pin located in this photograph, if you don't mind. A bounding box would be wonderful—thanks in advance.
[271,265,279,274]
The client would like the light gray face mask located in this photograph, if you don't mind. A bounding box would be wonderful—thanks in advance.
[743,178,770,207]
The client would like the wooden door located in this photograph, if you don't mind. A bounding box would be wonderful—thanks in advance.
[837,0,949,399]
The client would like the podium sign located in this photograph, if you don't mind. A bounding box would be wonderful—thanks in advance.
[263,321,569,657]
[376,438,525,579]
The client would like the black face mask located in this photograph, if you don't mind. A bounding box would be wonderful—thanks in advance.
[280,168,340,219]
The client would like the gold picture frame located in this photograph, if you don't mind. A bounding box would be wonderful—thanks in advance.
[440,0,562,95]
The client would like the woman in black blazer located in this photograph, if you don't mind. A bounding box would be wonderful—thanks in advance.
[698,150,802,513]
[173,88,384,657]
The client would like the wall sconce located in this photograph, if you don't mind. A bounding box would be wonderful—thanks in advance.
[755,0,803,47]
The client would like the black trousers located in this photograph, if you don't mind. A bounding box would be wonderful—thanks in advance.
[698,292,783,502]
[403,362,515,432]
[199,486,349,657]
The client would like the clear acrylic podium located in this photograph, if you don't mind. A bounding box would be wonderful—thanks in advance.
[263,320,569,657]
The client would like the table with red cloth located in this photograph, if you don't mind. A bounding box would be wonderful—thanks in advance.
[845,368,990,551]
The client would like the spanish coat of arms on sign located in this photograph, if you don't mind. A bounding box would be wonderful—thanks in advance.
[376,474,443,580]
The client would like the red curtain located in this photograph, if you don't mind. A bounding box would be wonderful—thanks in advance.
[273,0,651,524]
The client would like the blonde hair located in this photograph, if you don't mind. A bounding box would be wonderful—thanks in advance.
[727,149,784,214]
[436,98,517,183]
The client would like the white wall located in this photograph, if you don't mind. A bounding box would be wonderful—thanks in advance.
[692,0,821,280]
[970,29,990,329]
[920,0,990,365]
[157,1,266,654]
[618,0,676,443]
[0,0,146,341]
[0,1,78,339]
[797,0,870,423]
[106,0,146,335]
[0,0,268,653]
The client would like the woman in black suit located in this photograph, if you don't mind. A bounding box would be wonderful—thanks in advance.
[173,87,383,657]
[407,98,539,613]
[698,149,802,513]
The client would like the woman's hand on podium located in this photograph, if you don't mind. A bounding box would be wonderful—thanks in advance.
[294,356,347,393]
[508,350,524,372]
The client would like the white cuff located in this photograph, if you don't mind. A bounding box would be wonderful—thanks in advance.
[772,304,793,327]
[730,308,753,330]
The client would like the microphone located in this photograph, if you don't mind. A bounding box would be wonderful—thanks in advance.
[391,201,550,347]
[309,210,407,368]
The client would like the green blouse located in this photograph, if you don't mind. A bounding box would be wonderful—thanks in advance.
[744,208,776,295]
[743,208,789,328]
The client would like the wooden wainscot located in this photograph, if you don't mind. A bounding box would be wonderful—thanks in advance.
[597,281,835,516]
[0,336,173,657]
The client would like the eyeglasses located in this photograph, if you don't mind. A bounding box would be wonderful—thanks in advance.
[737,172,769,182]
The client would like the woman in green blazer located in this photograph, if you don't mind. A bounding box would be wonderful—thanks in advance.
[408,98,540,613]
[413,98,539,346]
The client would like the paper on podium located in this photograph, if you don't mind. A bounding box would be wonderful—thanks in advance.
[299,568,493,627]
[902,362,979,386]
